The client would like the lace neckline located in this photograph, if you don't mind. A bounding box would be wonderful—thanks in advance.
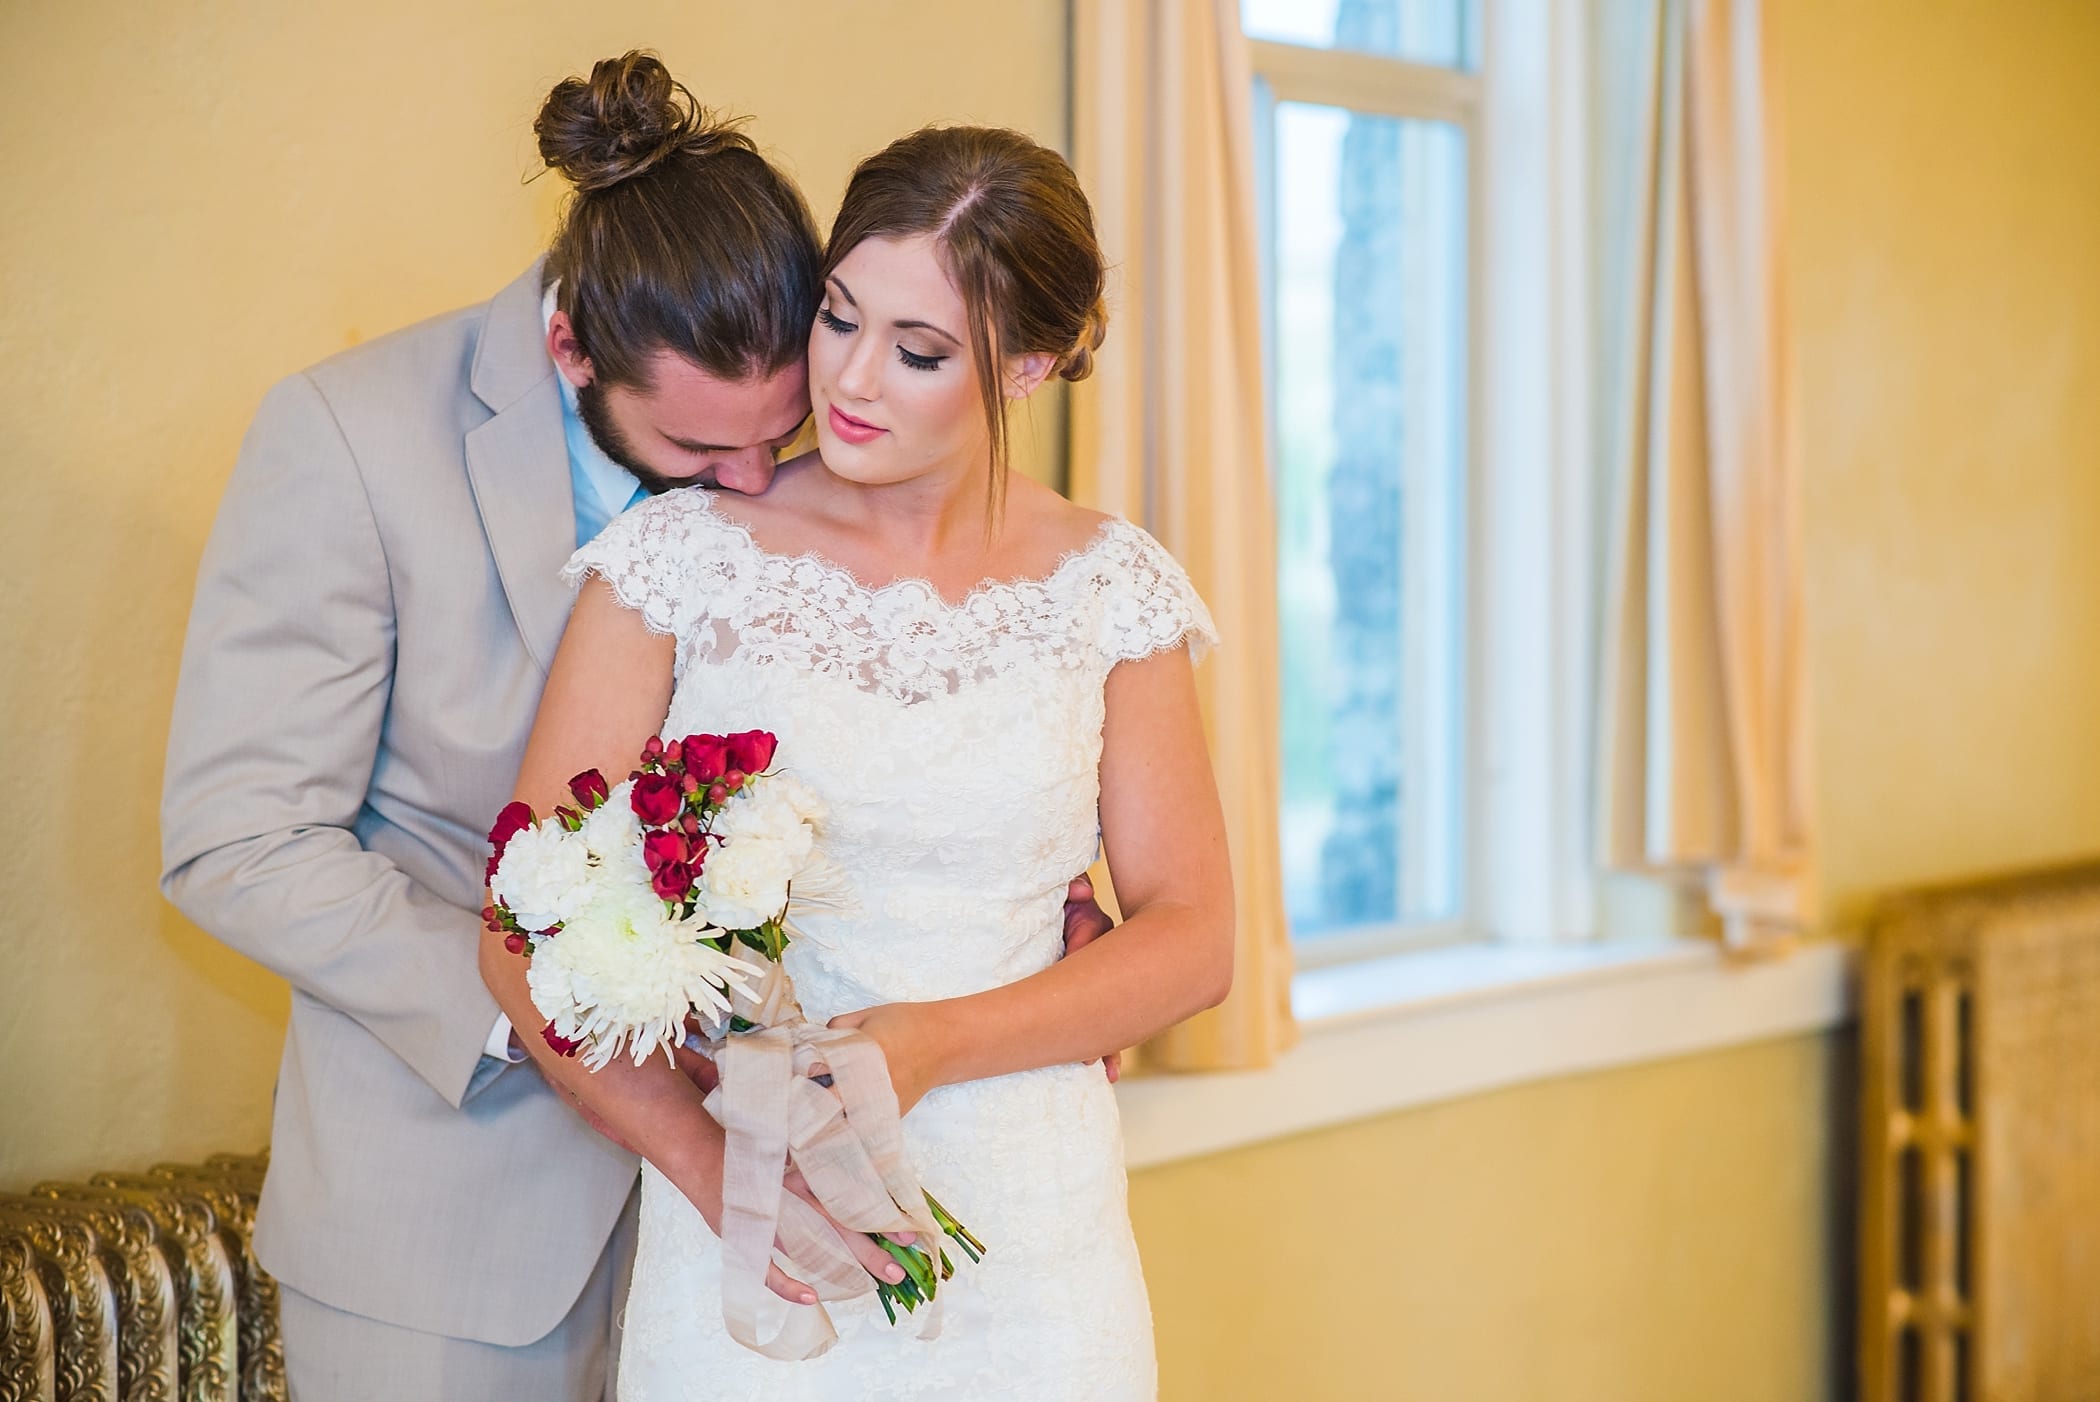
[679,487,1123,614]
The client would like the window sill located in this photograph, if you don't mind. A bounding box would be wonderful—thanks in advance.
[1114,936,1857,1171]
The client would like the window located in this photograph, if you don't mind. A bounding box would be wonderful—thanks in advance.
[1248,1,1598,961]
[1247,1,1481,960]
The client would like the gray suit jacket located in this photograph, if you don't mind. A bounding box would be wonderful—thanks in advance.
[161,260,640,1347]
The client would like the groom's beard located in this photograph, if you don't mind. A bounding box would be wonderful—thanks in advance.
[575,379,681,497]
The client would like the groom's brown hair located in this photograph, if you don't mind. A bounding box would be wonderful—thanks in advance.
[536,52,820,386]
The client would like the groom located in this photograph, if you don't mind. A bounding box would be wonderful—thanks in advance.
[161,53,1110,1401]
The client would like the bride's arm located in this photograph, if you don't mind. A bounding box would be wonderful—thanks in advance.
[478,578,906,1302]
[832,642,1233,1102]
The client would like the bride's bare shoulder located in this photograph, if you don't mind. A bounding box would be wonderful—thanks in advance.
[1003,476,1114,562]
[697,450,834,536]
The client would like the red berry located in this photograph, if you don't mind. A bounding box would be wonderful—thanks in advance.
[724,770,746,791]
[707,783,729,805]
[503,933,527,955]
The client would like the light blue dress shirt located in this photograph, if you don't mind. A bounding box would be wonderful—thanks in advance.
[482,289,654,1068]
[541,284,649,548]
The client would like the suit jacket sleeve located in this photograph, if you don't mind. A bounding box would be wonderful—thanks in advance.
[161,371,511,1110]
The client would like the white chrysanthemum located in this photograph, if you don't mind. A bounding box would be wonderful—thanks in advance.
[491,821,596,931]
[526,882,760,1070]
[579,781,649,885]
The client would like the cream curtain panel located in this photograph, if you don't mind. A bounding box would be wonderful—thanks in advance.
[1069,0,1297,1068]
[1597,0,1815,952]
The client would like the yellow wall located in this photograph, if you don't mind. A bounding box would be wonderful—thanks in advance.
[5,1,2095,1399]
[1785,0,2100,924]
[1133,1032,1850,1402]
[0,0,1067,1186]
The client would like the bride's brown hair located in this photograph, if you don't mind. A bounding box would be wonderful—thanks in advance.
[823,126,1108,521]
[536,51,821,387]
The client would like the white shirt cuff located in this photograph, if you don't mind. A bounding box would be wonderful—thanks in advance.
[484,1012,527,1063]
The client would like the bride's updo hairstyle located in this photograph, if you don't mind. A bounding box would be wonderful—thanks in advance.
[536,52,821,386]
[823,126,1109,518]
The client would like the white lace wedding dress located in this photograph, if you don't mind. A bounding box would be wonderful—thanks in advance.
[564,487,1216,1401]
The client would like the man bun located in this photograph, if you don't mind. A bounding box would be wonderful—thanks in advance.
[535,50,748,193]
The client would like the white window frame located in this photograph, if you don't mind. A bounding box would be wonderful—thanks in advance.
[1249,0,1596,965]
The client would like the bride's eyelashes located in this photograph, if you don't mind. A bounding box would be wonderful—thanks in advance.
[817,304,948,373]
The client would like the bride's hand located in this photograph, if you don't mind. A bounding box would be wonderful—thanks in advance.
[670,1015,917,1291]
[824,1002,948,1117]
[782,1163,917,1288]
[664,1126,915,1305]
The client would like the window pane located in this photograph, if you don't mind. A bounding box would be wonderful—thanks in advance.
[1270,100,1467,939]
[1242,0,1477,70]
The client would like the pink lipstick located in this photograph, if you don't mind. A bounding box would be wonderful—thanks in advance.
[828,404,886,445]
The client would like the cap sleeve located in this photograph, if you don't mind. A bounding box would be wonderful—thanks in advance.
[561,491,714,640]
[1094,521,1221,666]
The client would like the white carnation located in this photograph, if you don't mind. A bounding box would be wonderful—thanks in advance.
[491,821,597,931]
[695,776,827,930]
[579,782,649,885]
[696,836,802,931]
[526,882,760,1070]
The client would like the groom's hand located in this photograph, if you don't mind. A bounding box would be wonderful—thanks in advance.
[1063,875,1123,1084]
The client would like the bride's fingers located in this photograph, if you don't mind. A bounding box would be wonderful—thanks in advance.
[782,1168,910,1284]
[764,1261,819,1306]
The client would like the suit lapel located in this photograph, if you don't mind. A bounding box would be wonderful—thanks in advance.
[465,260,577,672]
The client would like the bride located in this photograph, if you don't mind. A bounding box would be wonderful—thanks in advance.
[483,123,1232,1399]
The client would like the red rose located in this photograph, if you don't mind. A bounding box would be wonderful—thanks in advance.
[568,769,610,809]
[631,773,683,825]
[679,735,731,782]
[541,1021,584,1058]
[488,801,534,856]
[486,800,535,882]
[642,830,688,873]
[651,861,695,901]
[725,730,778,775]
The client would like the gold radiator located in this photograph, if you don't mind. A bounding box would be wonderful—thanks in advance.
[0,1151,283,1402]
[1862,861,2100,1402]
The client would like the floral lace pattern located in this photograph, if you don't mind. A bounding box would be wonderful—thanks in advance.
[561,489,1216,704]
[567,489,1213,1400]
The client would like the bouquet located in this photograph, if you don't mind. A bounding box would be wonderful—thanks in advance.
[483,730,983,1359]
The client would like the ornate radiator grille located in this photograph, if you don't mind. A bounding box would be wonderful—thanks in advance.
[0,1152,282,1402]
[1863,863,2100,1402]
